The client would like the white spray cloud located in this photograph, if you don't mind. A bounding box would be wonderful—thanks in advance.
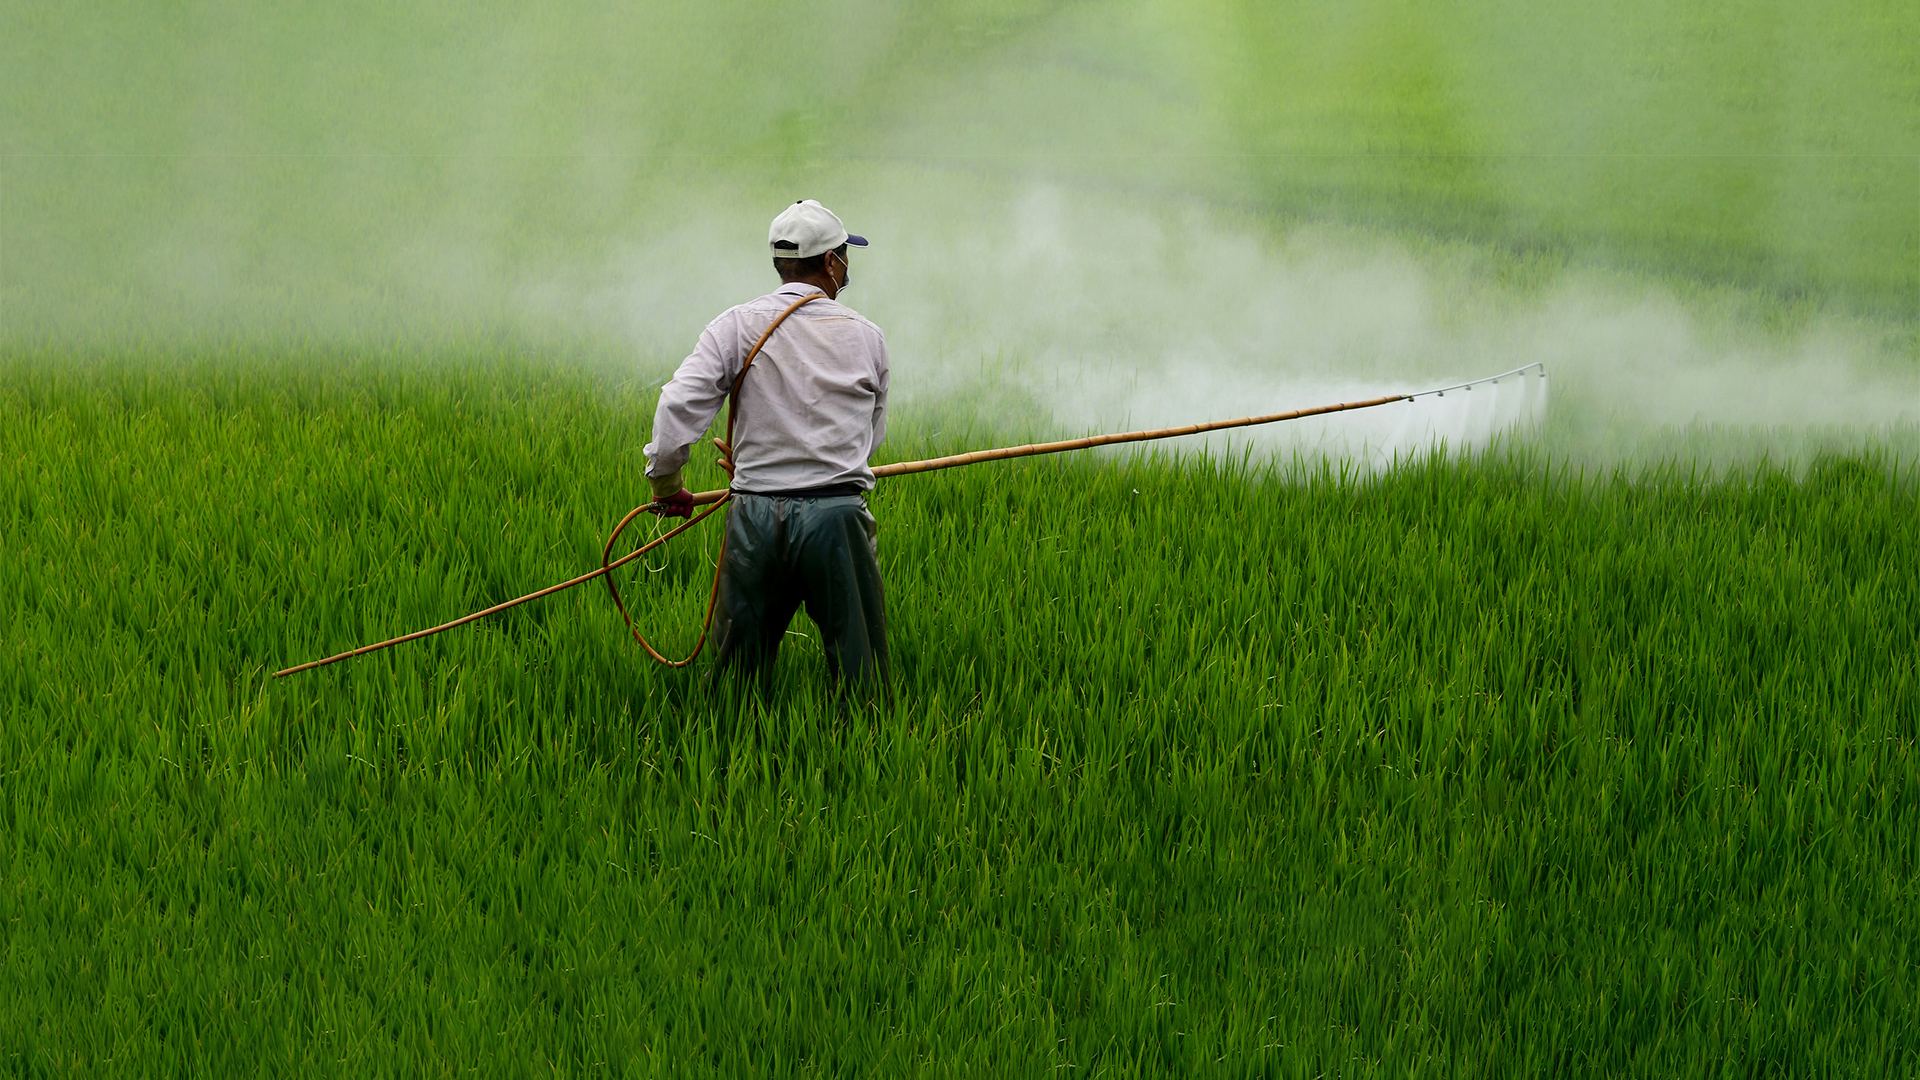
[561,176,1913,466]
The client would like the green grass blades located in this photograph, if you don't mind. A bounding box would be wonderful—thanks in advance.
[2,351,1915,1076]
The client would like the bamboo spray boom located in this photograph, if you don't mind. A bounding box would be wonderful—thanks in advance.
[273,362,1544,678]
[689,391,1411,504]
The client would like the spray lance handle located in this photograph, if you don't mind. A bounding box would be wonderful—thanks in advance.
[645,489,694,519]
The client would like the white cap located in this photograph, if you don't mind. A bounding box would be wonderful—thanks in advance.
[768,199,869,260]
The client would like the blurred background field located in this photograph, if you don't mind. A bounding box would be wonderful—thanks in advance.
[4,1,1916,464]
[3,0,1919,1074]
[6,0,1916,320]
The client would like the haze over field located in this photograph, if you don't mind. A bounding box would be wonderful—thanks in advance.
[5,0,1916,459]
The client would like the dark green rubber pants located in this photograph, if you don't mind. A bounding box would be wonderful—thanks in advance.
[711,492,889,691]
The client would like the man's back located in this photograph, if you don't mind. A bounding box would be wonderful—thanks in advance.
[645,281,888,495]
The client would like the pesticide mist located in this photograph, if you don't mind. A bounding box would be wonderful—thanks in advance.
[5,0,1916,464]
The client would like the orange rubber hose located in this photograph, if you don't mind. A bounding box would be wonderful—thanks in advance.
[595,291,824,666]
[272,495,731,677]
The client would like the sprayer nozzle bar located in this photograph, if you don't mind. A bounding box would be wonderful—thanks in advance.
[1407,362,1547,400]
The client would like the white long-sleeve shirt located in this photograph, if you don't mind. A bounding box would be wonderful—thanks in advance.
[645,282,889,493]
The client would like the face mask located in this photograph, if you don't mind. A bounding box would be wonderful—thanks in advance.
[831,251,851,293]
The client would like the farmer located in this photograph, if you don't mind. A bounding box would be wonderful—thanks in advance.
[642,199,890,694]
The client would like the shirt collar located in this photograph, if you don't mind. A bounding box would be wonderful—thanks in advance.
[774,282,827,299]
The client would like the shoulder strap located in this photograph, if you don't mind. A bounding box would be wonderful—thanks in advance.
[725,292,825,448]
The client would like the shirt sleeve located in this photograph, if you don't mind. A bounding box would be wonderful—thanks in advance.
[644,314,739,479]
[867,327,889,458]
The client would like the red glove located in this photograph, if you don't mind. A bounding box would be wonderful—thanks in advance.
[646,489,694,519]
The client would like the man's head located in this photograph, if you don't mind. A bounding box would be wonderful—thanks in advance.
[769,199,866,299]
[774,243,851,296]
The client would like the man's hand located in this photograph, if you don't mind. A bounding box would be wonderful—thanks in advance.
[647,489,694,519]
[646,470,694,519]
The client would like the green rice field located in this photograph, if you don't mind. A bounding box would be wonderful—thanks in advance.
[4,354,1915,1074]
[5,0,1919,1074]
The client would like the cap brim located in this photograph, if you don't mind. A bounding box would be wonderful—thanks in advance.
[844,234,869,247]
